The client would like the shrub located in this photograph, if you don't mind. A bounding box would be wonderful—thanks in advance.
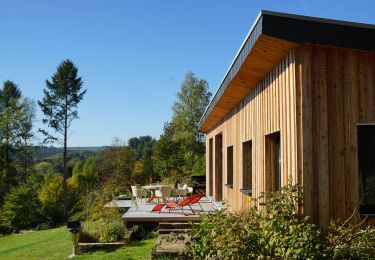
[187,181,375,259]
[0,185,43,233]
[38,174,78,224]
[187,208,260,259]
[74,181,127,222]
[325,218,375,259]
[187,181,323,259]
[80,217,125,243]
[257,183,323,259]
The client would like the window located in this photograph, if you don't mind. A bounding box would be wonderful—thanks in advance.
[265,132,281,193]
[208,138,213,196]
[241,140,252,195]
[358,125,375,215]
[226,146,234,189]
[215,134,223,201]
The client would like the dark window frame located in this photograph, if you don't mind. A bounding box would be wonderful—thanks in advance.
[357,124,375,216]
[265,132,281,193]
[208,138,213,196]
[226,145,234,189]
[241,140,253,196]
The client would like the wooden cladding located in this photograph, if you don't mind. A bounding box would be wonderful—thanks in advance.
[295,45,375,227]
[205,44,375,228]
[206,49,298,210]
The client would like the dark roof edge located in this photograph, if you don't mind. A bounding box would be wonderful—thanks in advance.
[197,11,264,131]
[262,10,375,30]
[198,10,375,132]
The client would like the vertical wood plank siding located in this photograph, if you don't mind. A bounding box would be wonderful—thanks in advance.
[206,49,298,210]
[206,44,375,227]
[295,45,375,227]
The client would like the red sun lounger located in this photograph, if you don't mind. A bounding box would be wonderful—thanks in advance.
[152,193,205,215]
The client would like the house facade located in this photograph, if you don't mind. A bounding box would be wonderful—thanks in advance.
[198,11,375,228]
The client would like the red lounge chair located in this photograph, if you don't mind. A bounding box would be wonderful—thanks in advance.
[152,194,205,215]
[152,195,193,214]
[186,193,204,212]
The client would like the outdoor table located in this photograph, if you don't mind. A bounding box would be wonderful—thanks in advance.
[142,185,163,203]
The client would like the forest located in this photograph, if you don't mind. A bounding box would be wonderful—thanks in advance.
[0,61,211,236]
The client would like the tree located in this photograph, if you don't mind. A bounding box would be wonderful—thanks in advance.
[153,122,184,179]
[17,98,36,181]
[153,71,211,183]
[0,81,23,204]
[38,59,86,218]
[172,71,211,144]
[38,174,78,224]
[0,185,43,233]
[128,135,155,160]
[97,144,135,185]
[128,136,156,183]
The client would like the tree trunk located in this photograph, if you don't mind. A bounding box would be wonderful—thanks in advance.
[63,100,68,219]
[23,138,27,182]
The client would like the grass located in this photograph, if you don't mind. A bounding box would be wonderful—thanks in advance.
[0,227,156,260]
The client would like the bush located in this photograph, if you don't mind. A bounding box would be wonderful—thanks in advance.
[257,183,323,259]
[74,180,128,222]
[38,174,78,224]
[187,208,260,259]
[80,218,125,243]
[187,181,321,259]
[187,181,375,259]
[325,219,375,259]
[0,185,43,233]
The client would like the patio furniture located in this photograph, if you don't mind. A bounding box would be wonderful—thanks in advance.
[154,185,172,203]
[131,185,148,202]
[152,193,205,215]
[187,186,193,196]
[182,193,204,212]
[152,196,194,215]
[175,184,188,199]
[142,184,163,203]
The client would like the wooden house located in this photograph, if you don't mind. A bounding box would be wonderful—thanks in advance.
[198,11,375,227]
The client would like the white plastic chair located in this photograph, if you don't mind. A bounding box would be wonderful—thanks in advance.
[175,184,188,198]
[155,186,172,202]
[131,185,147,201]
[187,186,193,196]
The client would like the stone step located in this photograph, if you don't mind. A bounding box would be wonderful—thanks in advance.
[159,222,192,230]
[158,228,191,234]
[152,233,190,259]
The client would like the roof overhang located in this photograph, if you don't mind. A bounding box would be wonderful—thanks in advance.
[198,10,375,133]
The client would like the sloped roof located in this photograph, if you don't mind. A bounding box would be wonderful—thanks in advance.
[198,10,375,133]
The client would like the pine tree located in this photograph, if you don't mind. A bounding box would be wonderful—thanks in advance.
[38,59,86,218]
[0,81,23,204]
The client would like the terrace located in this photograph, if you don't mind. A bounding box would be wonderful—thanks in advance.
[106,196,218,228]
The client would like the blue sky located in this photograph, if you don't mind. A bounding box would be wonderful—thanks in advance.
[0,0,374,146]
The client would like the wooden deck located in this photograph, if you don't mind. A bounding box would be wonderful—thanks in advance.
[122,196,217,226]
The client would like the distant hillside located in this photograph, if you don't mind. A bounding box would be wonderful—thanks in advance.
[34,146,108,160]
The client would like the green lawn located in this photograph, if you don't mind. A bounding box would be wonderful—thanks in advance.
[0,227,156,260]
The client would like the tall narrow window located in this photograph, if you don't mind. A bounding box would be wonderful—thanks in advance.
[214,134,223,201]
[226,146,234,189]
[358,125,375,215]
[241,140,252,195]
[209,138,213,196]
[265,132,281,193]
